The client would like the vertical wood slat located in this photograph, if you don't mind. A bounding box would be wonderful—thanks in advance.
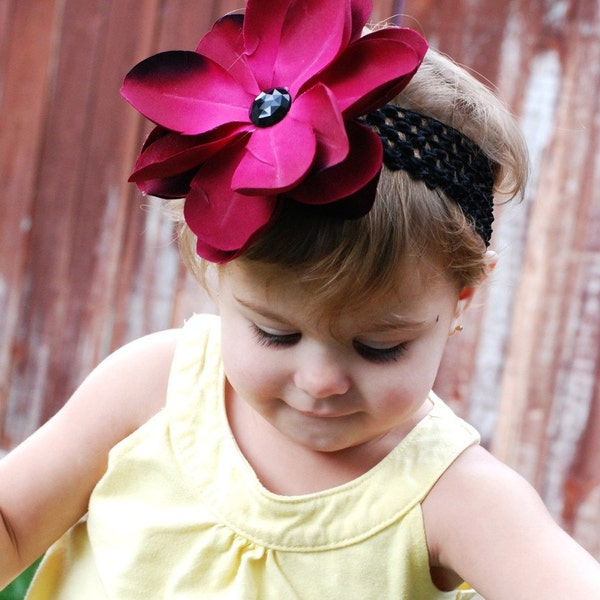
[417,0,600,558]
[4,0,163,438]
[0,0,62,445]
[0,0,599,561]
[495,0,600,556]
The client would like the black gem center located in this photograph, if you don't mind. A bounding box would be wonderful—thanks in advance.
[250,88,292,127]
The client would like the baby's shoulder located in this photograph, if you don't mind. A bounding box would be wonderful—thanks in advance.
[421,444,573,593]
[429,443,523,492]
[0,327,183,581]
[94,328,181,428]
[422,443,540,529]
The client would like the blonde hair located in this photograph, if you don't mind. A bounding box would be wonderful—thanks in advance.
[173,47,528,311]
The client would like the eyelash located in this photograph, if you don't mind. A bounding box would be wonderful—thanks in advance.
[251,325,300,347]
[250,325,408,364]
[352,340,408,364]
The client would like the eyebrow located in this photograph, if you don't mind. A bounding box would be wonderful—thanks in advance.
[234,296,295,325]
[234,295,429,332]
[359,315,430,333]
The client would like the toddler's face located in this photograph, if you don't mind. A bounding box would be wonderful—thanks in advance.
[217,261,463,455]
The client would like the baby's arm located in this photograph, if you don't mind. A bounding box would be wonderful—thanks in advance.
[423,444,600,599]
[0,328,179,588]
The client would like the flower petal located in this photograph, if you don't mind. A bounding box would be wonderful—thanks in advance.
[128,128,197,196]
[244,0,354,94]
[129,123,251,182]
[288,120,382,205]
[290,83,348,169]
[299,172,379,219]
[195,14,258,95]
[136,170,197,199]
[185,185,277,261]
[121,50,253,134]
[184,148,278,261]
[232,115,317,194]
[348,0,373,42]
[308,28,428,117]
[192,240,238,264]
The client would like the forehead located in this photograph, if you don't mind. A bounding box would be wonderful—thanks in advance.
[220,259,457,327]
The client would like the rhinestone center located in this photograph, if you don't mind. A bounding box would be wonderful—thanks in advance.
[250,88,292,127]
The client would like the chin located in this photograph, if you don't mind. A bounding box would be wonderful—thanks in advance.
[290,427,370,454]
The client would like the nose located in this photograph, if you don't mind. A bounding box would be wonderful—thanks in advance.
[293,349,351,399]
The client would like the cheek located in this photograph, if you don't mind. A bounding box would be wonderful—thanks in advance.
[222,341,255,387]
[220,320,253,384]
[374,333,450,409]
[366,376,429,425]
[221,330,279,399]
[411,343,448,389]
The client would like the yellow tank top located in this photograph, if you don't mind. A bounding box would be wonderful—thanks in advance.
[27,314,480,599]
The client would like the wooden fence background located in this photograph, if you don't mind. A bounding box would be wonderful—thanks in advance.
[1,0,599,560]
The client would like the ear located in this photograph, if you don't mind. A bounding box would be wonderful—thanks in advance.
[450,251,498,334]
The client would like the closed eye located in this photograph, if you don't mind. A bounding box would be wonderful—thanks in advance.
[352,340,408,364]
[251,324,301,347]
[251,323,408,363]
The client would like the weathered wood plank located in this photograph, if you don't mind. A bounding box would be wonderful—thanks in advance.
[0,0,61,448]
[416,0,600,558]
[493,0,600,550]
[0,0,15,78]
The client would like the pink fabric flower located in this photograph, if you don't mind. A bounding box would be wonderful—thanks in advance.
[121,0,428,262]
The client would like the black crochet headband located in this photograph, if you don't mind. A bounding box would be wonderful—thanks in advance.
[361,105,495,246]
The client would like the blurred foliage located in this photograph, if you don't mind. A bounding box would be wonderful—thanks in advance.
[0,558,42,600]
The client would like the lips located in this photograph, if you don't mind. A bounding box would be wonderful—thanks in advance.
[294,404,357,419]
[281,394,357,419]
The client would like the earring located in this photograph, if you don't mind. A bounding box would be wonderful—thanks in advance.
[454,325,464,333]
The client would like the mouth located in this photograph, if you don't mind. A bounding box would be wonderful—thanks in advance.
[284,398,357,420]
[298,408,356,419]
